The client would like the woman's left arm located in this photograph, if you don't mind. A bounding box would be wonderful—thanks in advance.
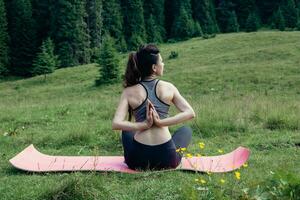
[112,91,152,131]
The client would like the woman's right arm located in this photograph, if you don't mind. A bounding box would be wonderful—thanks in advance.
[152,83,195,127]
[112,91,153,131]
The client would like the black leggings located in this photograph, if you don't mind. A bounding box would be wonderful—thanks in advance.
[122,126,192,170]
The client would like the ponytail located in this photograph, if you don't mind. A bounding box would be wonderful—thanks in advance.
[123,52,141,88]
[124,52,141,121]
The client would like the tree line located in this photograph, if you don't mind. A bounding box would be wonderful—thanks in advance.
[0,0,299,78]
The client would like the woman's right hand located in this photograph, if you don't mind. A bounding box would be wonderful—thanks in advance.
[142,99,153,130]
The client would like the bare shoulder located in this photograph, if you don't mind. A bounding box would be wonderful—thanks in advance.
[156,80,178,105]
[122,84,146,110]
[122,84,143,96]
[158,80,177,92]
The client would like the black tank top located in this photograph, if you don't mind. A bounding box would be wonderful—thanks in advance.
[132,79,170,122]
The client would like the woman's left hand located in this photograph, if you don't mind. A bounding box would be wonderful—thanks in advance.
[149,102,163,127]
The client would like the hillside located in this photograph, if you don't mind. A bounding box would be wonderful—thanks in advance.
[0,31,299,199]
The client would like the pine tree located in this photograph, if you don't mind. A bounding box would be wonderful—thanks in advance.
[210,1,220,33]
[74,0,91,65]
[165,0,193,39]
[255,0,281,25]
[171,6,195,40]
[121,0,146,50]
[31,38,59,80]
[192,0,219,34]
[281,0,298,28]
[102,0,127,51]
[297,0,300,31]
[86,0,103,62]
[271,7,285,31]
[49,0,74,67]
[216,0,239,33]
[245,11,260,32]
[231,0,256,29]
[127,33,144,50]
[143,0,166,43]
[192,21,203,37]
[296,0,300,30]
[169,0,197,40]
[6,0,37,76]
[226,11,239,32]
[164,0,180,38]
[95,34,120,85]
[145,14,163,43]
[0,0,9,76]
[297,0,300,9]
[279,10,286,31]
[31,0,51,44]
[50,0,90,68]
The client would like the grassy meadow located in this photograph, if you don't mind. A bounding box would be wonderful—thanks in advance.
[0,31,300,199]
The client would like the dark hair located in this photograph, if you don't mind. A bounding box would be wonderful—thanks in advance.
[123,44,160,88]
[123,44,160,121]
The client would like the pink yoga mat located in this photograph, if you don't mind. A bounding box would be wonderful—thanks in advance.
[10,144,250,173]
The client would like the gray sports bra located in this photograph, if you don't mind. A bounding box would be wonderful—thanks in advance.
[133,79,170,122]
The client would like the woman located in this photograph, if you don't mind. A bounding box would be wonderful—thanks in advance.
[112,44,195,170]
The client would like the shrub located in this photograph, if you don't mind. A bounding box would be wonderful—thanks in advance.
[168,51,179,59]
[95,34,120,86]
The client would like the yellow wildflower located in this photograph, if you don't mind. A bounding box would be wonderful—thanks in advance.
[243,163,248,168]
[200,179,206,184]
[198,142,205,149]
[220,179,226,184]
[186,153,193,158]
[196,153,202,157]
[235,171,241,180]
[176,148,180,152]
[218,149,224,153]
[181,147,187,151]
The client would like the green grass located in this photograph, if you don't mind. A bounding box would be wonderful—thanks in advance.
[0,31,300,199]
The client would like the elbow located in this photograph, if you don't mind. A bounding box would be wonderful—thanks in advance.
[189,109,196,119]
[112,121,120,130]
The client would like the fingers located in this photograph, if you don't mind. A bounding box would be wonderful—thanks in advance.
[146,100,149,116]
[148,101,156,112]
[149,109,153,120]
[147,99,157,121]
[151,108,159,120]
[151,108,155,118]
[152,106,158,115]
[147,107,151,120]
[147,99,154,107]
[147,100,153,117]
[147,101,153,120]
[147,100,151,113]
[147,100,155,114]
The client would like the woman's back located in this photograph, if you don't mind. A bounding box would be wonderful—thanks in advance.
[124,79,174,145]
